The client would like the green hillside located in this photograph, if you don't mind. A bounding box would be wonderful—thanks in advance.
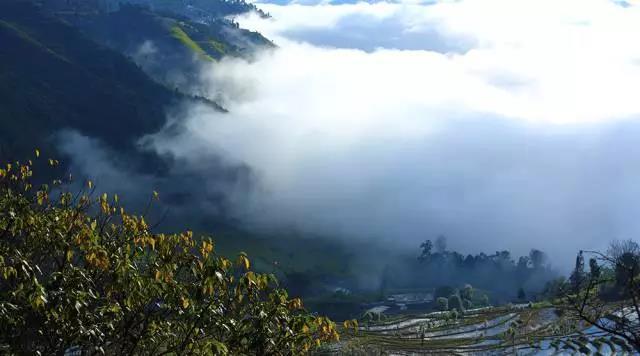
[0,0,182,157]
[54,5,272,89]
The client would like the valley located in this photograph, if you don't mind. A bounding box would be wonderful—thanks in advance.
[1,0,639,354]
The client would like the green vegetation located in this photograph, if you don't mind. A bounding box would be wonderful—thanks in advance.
[333,242,640,354]
[170,25,213,61]
[0,0,181,157]
[208,39,227,56]
[436,297,448,311]
[3,3,636,354]
[0,20,70,63]
[448,294,464,313]
[56,4,273,90]
[0,156,339,354]
[206,231,376,321]
[414,237,558,304]
[201,225,358,286]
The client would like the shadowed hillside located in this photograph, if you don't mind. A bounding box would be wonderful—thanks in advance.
[0,0,181,158]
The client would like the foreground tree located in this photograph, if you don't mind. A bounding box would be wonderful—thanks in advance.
[0,156,338,355]
[568,240,640,352]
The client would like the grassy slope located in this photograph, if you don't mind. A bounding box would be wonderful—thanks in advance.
[209,227,354,277]
[205,227,394,321]
[170,25,213,61]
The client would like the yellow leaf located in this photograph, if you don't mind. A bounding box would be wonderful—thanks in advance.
[238,253,250,270]
[34,295,46,309]
[221,258,232,270]
[200,240,213,258]
[87,180,93,189]
[289,298,303,310]
[35,149,40,158]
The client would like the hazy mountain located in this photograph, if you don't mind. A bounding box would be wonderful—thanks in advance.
[32,0,272,91]
[0,1,573,325]
[62,4,272,90]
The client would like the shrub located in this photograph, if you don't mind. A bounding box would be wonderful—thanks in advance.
[448,294,465,313]
[463,299,473,309]
[450,309,459,320]
[436,297,448,311]
[0,157,338,355]
[460,284,474,300]
[480,294,490,306]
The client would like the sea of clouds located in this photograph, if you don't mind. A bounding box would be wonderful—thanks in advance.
[83,0,640,267]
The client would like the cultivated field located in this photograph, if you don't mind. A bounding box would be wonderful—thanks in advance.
[325,304,637,355]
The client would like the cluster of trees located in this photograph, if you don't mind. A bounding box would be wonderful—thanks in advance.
[413,236,557,302]
[0,156,339,354]
[433,284,488,312]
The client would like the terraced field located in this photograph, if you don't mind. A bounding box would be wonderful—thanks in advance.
[324,305,639,355]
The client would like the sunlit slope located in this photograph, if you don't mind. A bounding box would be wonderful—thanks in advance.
[59,5,272,87]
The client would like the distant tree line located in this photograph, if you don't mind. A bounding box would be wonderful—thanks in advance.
[404,235,557,303]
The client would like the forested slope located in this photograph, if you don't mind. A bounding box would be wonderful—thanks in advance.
[0,0,181,157]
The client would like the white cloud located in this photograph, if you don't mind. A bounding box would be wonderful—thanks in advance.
[240,0,640,124]
[149,0,640,266]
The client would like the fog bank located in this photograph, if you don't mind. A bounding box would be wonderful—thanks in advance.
[101,0,640,268]
[141,1,640,270]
